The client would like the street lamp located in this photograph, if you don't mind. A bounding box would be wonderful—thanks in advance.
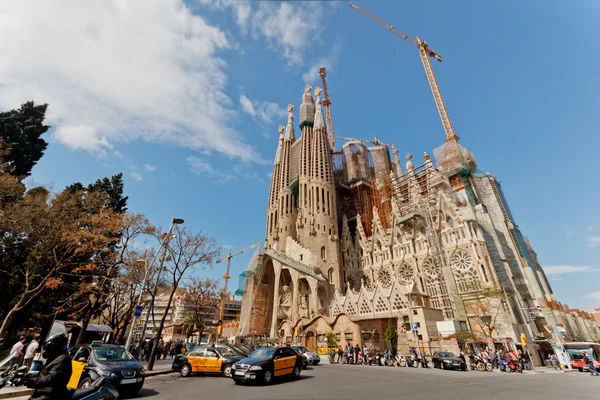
[128,217,184,356]
[123,257,150,351]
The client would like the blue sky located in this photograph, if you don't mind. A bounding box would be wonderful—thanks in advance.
[1,0,599,309]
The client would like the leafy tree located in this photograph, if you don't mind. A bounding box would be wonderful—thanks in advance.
[181,278,221,344]
[146,227,220,371]
[0,102,49,177]
[384,319,397,354]
[325,331,337,348]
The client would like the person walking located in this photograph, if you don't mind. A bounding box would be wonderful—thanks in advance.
[582,352,599,376]
[549,354,560,370]
[24,335,41,371]
[9,336,26,368]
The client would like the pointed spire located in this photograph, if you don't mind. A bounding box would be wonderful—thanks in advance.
[299,84,315,128]
[285,104,295,141]
[313,87,325,130]
[424,151,435,172]
[274,125,284,165]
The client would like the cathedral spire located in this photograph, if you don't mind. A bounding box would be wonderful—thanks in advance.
[274,125,284,165]
[299,84,315,128]
[285,104,295,141]
[313,87,325,130]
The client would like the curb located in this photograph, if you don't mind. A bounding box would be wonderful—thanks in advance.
[0,389,35,400]
[145,369,176,377]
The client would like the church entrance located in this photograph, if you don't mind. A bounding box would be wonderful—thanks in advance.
[306,331,317,352]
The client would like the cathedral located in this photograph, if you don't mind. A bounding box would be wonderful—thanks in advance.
[237,83,599,361]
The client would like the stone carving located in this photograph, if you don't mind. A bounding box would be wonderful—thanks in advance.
[296,208,304,230]
[304,84,312,94]
[278,125,284,136]
[309,214,316,236]
[278,284,292,319]
[299,294,310,319]
[287,104,294,124]
[329,224,338,241]
[314,87,322,97]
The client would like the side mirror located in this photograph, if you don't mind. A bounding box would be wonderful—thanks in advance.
[78,357,87,363]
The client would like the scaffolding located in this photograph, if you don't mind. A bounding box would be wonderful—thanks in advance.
[433,139,477,175]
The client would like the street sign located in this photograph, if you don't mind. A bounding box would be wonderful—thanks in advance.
[555,325,567,335]
[520,333,527,346]
[134,305,143,317]
[411,322,419,331]
[216,319,223,327]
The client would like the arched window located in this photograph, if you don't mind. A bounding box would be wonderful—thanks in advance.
[321,246,326,261]
[328,268,334,284]
[451,249,482,293]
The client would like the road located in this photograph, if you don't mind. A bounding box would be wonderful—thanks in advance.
[132,363,598,400]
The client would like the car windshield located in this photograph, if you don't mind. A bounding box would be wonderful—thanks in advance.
[93,346,134,362]
[217,347,238,357]
[231,345,249,355]
[248,348,276,360]
[292,347,306,353]
[440,352,457,358]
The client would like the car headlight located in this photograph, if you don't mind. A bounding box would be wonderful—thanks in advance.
[98,369,118,378]
[249,366,262,371]
[443,360,451,363]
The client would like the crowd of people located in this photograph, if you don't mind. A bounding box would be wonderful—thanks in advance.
[128,338,185,361]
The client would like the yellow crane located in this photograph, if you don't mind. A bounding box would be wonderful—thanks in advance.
[215,241,262,337]
[349,2,459,142]
[319,66,337,150]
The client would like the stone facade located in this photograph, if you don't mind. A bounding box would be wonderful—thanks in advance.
[238,85,600,360]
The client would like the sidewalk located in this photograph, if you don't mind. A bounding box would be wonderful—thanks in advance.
[0,387,34,400]
[140,357,175,377]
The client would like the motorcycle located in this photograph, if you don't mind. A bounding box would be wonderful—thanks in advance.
[499,358,510,372]
[329,350,336,364]
[395,354,407,367]
[469,355,493,372]
[0,357,119,400]
[384,352,395,367]
[406,356,419,368]
[508,359,523,373]
[375,353,381,366]
[419,357,429,368]
[356,352,364,365]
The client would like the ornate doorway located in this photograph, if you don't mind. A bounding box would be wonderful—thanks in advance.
[306,331,317,352]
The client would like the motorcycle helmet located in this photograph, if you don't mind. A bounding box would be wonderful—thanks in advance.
[42,333,69,359]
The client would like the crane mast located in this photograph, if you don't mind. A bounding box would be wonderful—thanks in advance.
[215,241,262,338]
[319,66,337,150]
[348,2,459,142]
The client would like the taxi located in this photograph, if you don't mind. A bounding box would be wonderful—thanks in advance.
[231,346,303,385]
[66,343,144,396]
[172,345,244,377]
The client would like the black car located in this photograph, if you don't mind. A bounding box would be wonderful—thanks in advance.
[172,345,244,377]
[431,351,467,371]
[68,343,145,395]
[215,344,248,358]
[231,347,303,385]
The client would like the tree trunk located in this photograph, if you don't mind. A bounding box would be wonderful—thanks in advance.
[76,310,93,345]
[0,302,24,339]
[197,326,204,345]
[147,287,177,371]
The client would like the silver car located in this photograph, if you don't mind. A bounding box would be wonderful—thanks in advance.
[292,346,320,365]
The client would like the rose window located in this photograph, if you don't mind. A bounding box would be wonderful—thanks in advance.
[378,268,392,288]
[451,249,481,292]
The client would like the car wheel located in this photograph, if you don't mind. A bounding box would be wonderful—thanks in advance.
[263,368,273,385]
[578,368,583,372]
[180,363,192,377]
[441,362,445,370]
[292,365,301,380]
[222,364,232,378]
[78,377,93,389]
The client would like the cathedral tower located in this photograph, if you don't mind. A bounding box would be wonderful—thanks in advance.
[297,85,341,288]
[265,125,284,249]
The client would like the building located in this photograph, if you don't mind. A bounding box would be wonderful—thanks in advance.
[134,287,241,341]
[237,83,600,362]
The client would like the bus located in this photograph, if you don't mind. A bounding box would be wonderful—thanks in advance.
[562,342,600,371]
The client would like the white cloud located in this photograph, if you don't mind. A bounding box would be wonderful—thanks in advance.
[0,0,264,163]
[302,40,342,83]
[565,232,575,238]
[588,225,599,231]
[542,265,592,275]
[187,156,235,183]
[239,94,287,124]
[144,164,156,172]
[587,236,600,248]
[584,292,600,303]
[131,172,143,182]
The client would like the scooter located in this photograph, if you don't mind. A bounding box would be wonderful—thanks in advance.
[395,354,407,367]
[419,356,429,368]
[329,350,336,364]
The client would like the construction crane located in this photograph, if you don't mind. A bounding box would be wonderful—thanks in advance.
[215,241,262,337]
[319,66,336,151]
[349,2,459,142]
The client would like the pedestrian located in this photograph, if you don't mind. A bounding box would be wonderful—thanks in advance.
[162,342,170,360]
[354,344,359,362]
[582,352,599,376]
[9,336,26,368]
[347,343,354,364]
[337,346,344,363]
[549,354,560,370]
[24,334,41,371]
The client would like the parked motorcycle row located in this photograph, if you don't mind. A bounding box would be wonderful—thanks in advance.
[329,349,429,368]
[0,364,119,400]
[469,354,523,373]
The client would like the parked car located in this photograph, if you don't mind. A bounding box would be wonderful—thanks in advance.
[291,346,320,367]
[231,347,303,385]
[431,351,467,371]
[67,343,145,395]
[172,345,244,377]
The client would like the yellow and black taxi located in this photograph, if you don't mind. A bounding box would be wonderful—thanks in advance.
[172,345,244,377]
[67,343,145,395]
[231,346,303,385]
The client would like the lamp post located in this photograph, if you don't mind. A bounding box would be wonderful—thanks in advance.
[124,255,150,352]
[133,218,184,357]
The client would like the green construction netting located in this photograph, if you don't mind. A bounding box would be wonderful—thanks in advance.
[235,270,255,296]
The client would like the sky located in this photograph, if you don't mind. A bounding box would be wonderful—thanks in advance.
[0,0,599,310]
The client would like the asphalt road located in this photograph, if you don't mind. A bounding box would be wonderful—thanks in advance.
[132,363,598,400]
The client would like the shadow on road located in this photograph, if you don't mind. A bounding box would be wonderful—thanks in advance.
[238,374,314,387]
[130,388,160,398]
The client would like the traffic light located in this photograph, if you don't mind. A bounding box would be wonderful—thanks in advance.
[295,327,301,337]
[520,333,527,346]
